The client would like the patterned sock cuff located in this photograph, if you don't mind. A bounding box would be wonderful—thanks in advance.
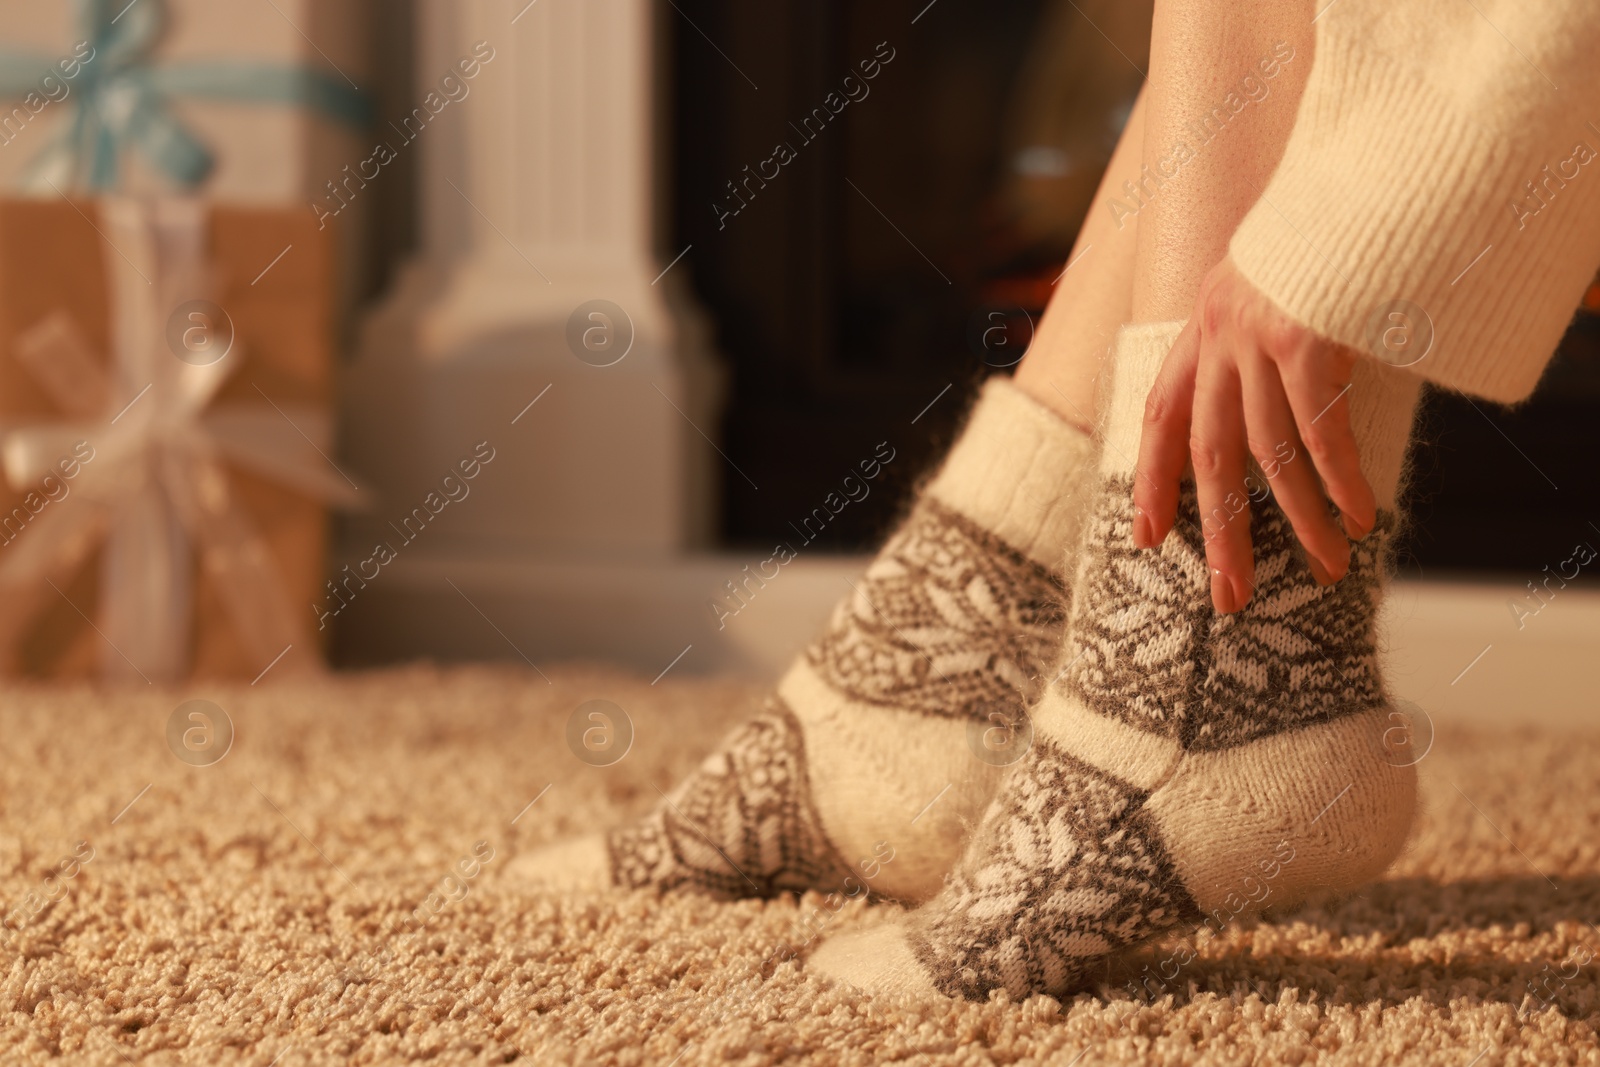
[1100,321,1185,478]
[926,377,1097,572]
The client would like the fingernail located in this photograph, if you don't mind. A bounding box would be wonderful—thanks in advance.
[1211,569,1243,613]
[1307,545,1350,586]
[1341,513,1370,541]
[1133,506,1152,548]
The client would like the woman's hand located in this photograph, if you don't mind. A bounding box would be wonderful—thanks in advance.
[1133,256,1375,613]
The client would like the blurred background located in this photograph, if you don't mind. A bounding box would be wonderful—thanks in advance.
[0,0,1595,721]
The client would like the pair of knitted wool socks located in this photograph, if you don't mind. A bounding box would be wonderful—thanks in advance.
[520,321,1420,1001]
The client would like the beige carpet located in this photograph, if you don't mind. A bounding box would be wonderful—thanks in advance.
[1,664,1598,1065]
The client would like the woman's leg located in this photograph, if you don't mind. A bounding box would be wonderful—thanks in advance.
[1132,0,1313,319]
[1012,88,1146,434]
[1015,0,1312,431]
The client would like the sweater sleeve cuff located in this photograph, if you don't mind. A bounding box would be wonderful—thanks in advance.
[1229,28,1600,403]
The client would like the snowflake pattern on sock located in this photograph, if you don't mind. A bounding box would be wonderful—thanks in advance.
[1194,501,1393,750]
[607,700,853,898]
[808,498,1066,724]
[1061,481,1209,740]
[908,740,1200,1000]
[1064,477,1392,749]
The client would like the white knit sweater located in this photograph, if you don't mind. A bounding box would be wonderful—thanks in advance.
[1230,0,1600,403]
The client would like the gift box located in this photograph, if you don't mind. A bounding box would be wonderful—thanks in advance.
[0,0,372,319]
[0,196,358,680]
[0,0,371,201]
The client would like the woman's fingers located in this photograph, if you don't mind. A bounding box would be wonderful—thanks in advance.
[1134,320,1202,548]
[1276,344,1377,540]
[1238,355,1350,585]
[1138,256,1376,608]
[1189,343,1255,613]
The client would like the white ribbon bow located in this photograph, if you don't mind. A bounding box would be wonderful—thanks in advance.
[0,196,362,681]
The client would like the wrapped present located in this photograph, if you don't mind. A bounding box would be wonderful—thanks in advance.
[0,196,362,680]
[0,0,370,201]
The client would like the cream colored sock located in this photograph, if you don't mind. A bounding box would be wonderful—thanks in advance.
[511,379,1098,902]
[811,321,1421,999]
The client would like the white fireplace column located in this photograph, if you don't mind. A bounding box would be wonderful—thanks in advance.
[341,0,732,666]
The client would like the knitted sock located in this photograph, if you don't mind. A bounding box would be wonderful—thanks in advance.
[514,379,1098,902]
[811,321,1421,998]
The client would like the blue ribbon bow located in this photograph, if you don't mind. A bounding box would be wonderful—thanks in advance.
[0,0,370,192]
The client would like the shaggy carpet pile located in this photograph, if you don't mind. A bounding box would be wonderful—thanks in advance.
[0,664,1597,1065]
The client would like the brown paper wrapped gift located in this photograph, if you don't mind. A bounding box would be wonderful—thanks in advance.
[0,197,349,680]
